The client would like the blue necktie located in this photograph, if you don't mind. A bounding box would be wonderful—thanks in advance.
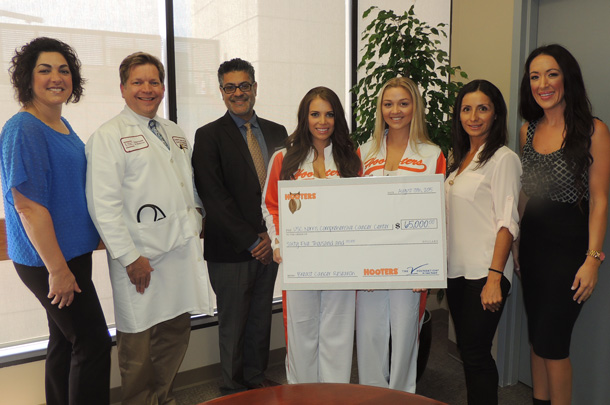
[149,119,170,150]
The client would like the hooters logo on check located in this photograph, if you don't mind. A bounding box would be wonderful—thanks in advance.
[363,268,398,276]
[284,191,317,214]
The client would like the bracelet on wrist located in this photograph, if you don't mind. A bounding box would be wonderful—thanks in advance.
[488,268,504,275]
[586,249,605,262]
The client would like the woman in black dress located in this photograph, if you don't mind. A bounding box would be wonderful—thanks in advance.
[518,44,610,405]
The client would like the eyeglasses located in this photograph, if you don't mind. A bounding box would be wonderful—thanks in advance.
[221,82,254,94]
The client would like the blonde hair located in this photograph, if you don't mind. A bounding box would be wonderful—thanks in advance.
[366,77,431,160]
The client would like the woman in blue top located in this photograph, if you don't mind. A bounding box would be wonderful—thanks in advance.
[0,37,110,405]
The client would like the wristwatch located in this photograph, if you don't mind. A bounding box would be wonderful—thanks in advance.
[586,249,605,262]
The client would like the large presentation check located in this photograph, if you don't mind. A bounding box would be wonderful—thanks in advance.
[278,175,447,290]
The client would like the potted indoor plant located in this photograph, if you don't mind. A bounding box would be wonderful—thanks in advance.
[351,5,468,154]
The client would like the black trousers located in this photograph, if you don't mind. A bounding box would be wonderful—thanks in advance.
[207,259,278,395]
[14,252,111,405]
[447,276,510,405]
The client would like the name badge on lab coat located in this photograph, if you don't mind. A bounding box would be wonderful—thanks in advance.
[121,135,149,153]
[172,136,188,150]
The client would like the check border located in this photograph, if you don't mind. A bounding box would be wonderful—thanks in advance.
[278,175,447,290]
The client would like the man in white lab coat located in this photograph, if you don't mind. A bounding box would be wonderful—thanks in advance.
[85,52,213,405]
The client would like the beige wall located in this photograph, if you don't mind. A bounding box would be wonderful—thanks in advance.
[0,312,286,405]
[0,360,46,405]
[451,0,515,106]
[441,0,519,346]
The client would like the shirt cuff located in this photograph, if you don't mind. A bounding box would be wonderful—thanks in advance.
[496,219,520,241]
[117,249,141,268]
[248,237,262,252]
[495,195,519,240]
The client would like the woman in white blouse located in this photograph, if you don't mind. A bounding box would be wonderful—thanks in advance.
[444,80,521,405]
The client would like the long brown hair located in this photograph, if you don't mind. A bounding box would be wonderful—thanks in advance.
[519,44,593,198]
[280,87,361,180]
[449,80,508,174]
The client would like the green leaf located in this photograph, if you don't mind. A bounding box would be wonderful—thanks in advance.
[363,6,377,19]
[352,6,467,152]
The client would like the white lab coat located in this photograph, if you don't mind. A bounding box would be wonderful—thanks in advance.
[86,106,213,333]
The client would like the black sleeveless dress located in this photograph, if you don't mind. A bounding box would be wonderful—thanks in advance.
[519,120,589,360]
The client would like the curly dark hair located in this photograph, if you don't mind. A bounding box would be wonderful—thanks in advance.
[9,37,84,105]
[280,87,361,180]
[449,80,508,174]
[217,58,255,86]
[519,44,593,197]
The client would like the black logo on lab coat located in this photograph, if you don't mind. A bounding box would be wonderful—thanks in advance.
[137,204,167,223]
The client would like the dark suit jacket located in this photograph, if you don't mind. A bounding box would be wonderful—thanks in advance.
[193,111,288,262]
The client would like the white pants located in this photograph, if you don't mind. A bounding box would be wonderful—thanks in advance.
[285,290,355,384]
[356,289,423,393]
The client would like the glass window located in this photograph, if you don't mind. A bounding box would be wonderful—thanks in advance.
[0,0,167,347]
[172,0,348,143]
[173,0,349,300]
[0,0,348,348]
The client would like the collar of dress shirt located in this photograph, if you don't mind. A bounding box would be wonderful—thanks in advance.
[228,110,259,130]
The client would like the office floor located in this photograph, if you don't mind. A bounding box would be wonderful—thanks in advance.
[174,309,533,404]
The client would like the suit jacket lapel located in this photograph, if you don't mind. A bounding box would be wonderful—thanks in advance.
[257,118,277,158]
[220,112,258,177]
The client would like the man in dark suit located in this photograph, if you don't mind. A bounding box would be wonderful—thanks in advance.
[192,58,288,395]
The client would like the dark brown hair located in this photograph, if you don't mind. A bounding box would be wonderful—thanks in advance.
[217,58,255,86]
[10,37,84,105]
[449,80,508,174]
[280,87,361,180]
[519,44,593,198]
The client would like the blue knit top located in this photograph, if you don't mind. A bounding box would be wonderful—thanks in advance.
[0,112,99,266]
